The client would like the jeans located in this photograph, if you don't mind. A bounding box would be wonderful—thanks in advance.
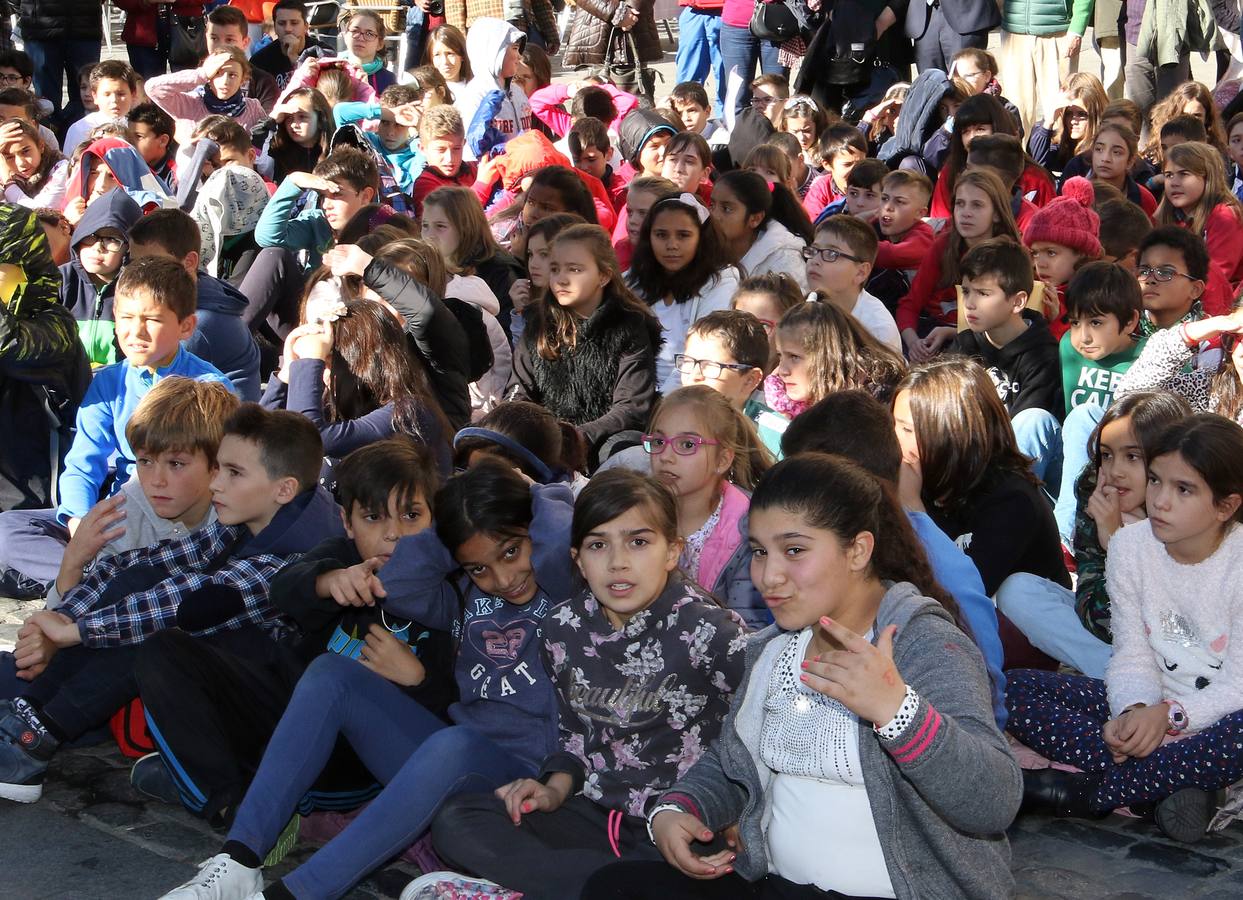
[1053,403,1105,544]
[676,8,725,117]
[1124,40,1190,118]
[228,654,526,899]
[994,573,1111,678]
[0,506,67,588]
[719,22,785,114]
[1011,407,1063,496]
[24,39,101,131]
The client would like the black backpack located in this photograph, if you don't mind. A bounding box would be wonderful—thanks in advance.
[441,295,494,384]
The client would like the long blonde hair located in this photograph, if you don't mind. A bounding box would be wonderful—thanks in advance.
[1052,73,1107,160]
[650,385,773,490]
[422,185,503,272]
[1155,141,1243,236]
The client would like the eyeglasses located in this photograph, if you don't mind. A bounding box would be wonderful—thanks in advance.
[641,433,720,456]
[78,234,126,252]
[0,74,26,85]
[751,94,777,109]
[347,27,380,40]
[673,354,754,379]
[1136,265,1198,283]
[801,245,863,264]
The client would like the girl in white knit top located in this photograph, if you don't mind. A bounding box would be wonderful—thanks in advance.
[1006,413,1243,843]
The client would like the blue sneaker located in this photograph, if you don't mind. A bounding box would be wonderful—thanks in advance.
[0,698,58,802]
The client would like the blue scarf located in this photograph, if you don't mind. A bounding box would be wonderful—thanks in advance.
[198,85,248,119]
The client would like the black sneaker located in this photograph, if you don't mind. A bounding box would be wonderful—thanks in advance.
[0,568,48,601]
[131,752,182,806]
[0,698,58,802]
[1155,788,1215,843]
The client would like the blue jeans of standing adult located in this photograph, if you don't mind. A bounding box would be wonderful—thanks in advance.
[676,8,725,116]
[994,573,1112,678]
[127,44,169,81]
[227,654,529,899]
[24,39,100,132]
[719,22,785,114]
[1054,403,1106,544]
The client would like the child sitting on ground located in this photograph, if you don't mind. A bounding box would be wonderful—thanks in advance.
[1129,226,1214,351]
[332,83,425,195]
[949,239,1063,482]
[0,259,233,599]
[824,157,888,224]
[146,49,269,144]
[0,403,341,804]
[41,378,237,614]
[425,469,748,900]
[804,215,902,353]
[410,105,473,220]
[802,124,868,220]
[63,60,138,158]
[569,117,625,212]
[1022,176,1102,339]
[127,103,179,194]
[867,170,934,315]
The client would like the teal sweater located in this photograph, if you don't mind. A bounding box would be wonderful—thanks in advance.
[255,175,335,272]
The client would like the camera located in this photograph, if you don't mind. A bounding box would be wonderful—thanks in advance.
[427,0,444,15]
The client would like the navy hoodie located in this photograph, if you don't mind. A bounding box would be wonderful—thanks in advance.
[58,189,143,367]
[187,273,261,401]
[378,482,573,773]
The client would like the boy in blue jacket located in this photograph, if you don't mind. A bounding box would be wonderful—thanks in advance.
[129,209,262,402]
[0,258,231,597]
[0,403,344,803]
[332,83,425,195]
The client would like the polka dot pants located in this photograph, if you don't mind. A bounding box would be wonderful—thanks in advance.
[1005,669,1243,812]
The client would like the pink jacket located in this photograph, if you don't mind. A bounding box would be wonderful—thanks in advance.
[697,482,750,594]
[528,83,639,138]
[145,68,269,133]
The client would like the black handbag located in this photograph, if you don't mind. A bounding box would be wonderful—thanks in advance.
[603,27,657,107]
[162,7,207,71]
[749,0,802,43]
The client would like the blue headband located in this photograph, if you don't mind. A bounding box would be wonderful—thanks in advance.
[453,427,555,484]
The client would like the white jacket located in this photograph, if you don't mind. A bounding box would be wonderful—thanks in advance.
[740,220,808,292]
[457,18,532,160]
[446,274,513,417]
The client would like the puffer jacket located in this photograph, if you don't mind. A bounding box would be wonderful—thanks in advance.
[1002,0,1094,36]
[19,0,103,41]
[562,0,662,67]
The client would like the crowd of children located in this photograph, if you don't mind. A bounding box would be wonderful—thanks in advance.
[2,5,1243,898]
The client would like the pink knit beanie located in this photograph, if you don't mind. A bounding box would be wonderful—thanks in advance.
[1022,176,1102,258]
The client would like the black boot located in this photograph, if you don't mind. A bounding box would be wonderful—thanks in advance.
[1021,768,1108,819]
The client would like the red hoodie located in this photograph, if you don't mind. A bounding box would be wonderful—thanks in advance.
[412,162,477,218]
[930,164,1055,219]
[875,220,935,271]
[896,232,959,333]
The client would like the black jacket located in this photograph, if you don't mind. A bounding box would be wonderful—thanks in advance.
[508,292,661,458]
[362,258,473,432]
[0,203,90,510]
[19,0,102,41]
[269,535,456,719]
[951,310,1064,419]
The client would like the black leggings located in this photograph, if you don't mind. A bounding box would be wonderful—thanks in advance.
[232,246,306,339]
[581,861,886,899]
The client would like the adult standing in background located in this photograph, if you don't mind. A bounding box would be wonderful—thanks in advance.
[113,0,209,81]
[905,0,1001,74]
[676,0,726,117]
[18,0,103,133]
[562,0,662,78]
[720,0,787,114]
[997,0,1092,134]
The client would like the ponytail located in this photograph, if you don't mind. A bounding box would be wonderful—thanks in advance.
[716,169,814,244]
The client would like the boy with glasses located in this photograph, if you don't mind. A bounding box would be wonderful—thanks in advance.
[802,215,903,353]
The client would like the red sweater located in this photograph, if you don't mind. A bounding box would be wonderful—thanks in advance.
[930,163,1055,219]
[896,232,959,333]
[413,162,477,218]
[803,173,843,220]
[1179,203,1243,316]
[875,220,935,271]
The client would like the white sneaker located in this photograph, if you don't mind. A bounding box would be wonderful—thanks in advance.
[400,870,522,900]
[159,853,262,899]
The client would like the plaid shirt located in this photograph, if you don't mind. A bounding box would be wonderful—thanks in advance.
[58,523,299,649]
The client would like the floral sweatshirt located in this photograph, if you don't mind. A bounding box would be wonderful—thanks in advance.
[539,571,748,817]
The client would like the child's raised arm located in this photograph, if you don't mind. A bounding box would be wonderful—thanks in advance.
[378,527,466,631]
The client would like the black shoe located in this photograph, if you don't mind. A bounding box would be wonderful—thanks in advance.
[130,752,181,806]
[0,568,48,601]
[1021,768,1108,819]
[1155,788,1214,843]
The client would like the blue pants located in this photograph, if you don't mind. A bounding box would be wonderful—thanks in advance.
[994,573,1111,678]
[127,44,169,81]
[1011,407,1063,497]
[1006,670,1243,812]
[227,654,527,899]
[1053,403,1105,545]
[24,39,100,131]
[676,8,725,117]
[0,506,67,590]
[719,22,785,114]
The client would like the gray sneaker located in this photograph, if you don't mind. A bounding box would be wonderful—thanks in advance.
[0,698,58,803]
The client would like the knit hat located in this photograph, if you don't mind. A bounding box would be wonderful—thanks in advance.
[1022,176,1102,258]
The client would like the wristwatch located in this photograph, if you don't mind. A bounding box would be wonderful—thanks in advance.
[1165,699,1189,736]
